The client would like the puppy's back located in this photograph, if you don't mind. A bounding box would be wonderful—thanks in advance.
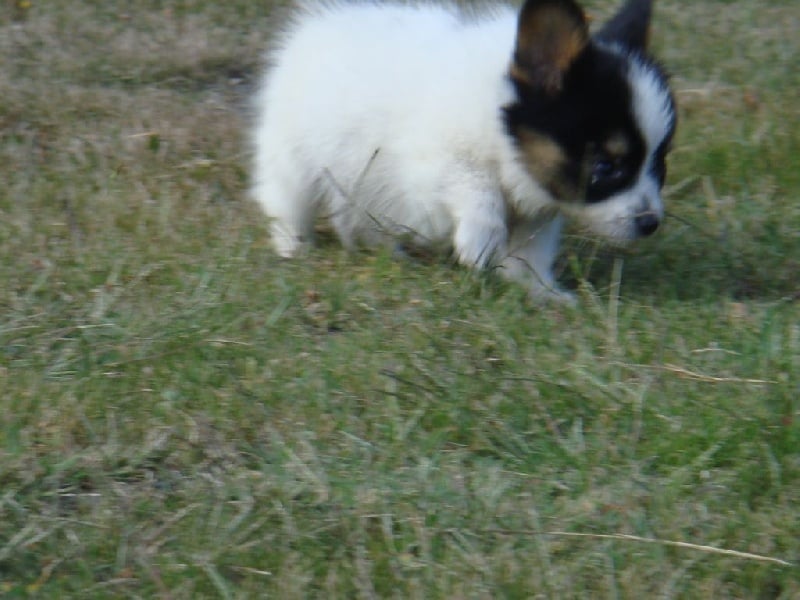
[252,2,519,253]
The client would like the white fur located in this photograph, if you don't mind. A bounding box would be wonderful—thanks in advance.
[251,1,668,301]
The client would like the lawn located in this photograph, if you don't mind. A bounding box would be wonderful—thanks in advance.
[0,0,798,597]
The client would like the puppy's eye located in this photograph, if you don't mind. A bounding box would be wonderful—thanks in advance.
[590,157,625,185]
[592,159,614,180]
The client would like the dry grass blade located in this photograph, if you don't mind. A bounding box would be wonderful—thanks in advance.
[485,530,794,567]
[611,361,777,384]
[659,363,776,385]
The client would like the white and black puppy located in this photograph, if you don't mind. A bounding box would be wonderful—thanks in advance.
[251,0,676,301]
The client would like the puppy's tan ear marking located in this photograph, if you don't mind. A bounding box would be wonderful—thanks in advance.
[511,0,589,95]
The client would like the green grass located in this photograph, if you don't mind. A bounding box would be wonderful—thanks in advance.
[1,0,798,597]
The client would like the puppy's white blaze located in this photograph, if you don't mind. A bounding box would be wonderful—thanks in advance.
[628,58,674,154]
[629,61,673,224]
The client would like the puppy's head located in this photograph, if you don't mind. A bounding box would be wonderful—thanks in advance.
[504,0,676,242]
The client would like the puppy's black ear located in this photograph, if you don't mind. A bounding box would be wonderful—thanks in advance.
[511,0,589,95]
[595,0,653,51]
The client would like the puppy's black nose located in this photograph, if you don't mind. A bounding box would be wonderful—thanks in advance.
[635,212,660,237]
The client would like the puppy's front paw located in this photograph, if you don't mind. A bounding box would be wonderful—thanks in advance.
[453,219,507,269]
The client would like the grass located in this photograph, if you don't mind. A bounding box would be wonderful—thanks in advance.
[0,0,798,597]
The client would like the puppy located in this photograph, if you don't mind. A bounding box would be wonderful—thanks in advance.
[251,0,676,301]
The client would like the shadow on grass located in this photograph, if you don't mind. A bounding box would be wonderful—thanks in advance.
[562,220,800,304]
[299,202,799,306]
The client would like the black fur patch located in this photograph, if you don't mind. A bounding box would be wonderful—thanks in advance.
[504,42,675,205]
